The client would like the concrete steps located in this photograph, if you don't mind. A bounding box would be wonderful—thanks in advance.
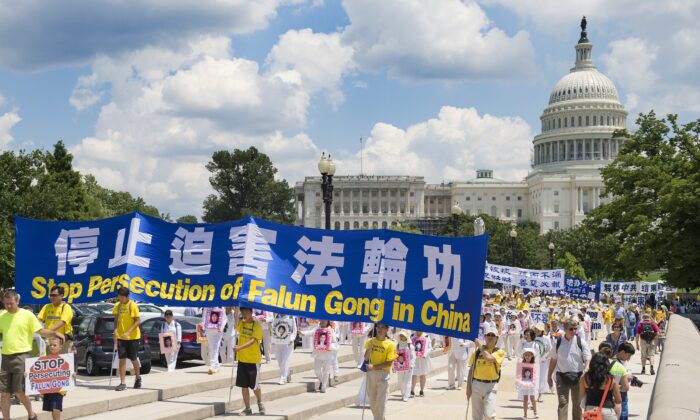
[203,351,450,420]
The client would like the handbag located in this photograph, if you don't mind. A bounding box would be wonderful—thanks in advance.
[582,378,612,420]
[557,371,582,386]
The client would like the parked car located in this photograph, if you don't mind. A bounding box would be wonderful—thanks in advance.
[85,302,115,313]
[73,314,152,376]
[136,303,165,320]
[140,316,202,366]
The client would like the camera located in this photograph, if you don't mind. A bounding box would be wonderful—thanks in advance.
[630,376,644,387]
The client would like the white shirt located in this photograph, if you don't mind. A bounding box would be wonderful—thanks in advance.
[550,334,591,373]
[162,320,182,343]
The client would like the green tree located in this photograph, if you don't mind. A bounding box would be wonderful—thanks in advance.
[589,112,700,288]
[548,223,622,281]
[202,147,294,223]
[83,175,161,218]
[176,215,198,224]
[389,223,421,234]
[557,251,587,280]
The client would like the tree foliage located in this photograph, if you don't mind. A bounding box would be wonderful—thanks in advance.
[587,112,700,288]
[202,147,294,224]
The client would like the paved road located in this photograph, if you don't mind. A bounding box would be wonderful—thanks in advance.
[75,359,206,383]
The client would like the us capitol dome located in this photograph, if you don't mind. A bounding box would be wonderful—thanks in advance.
[294,18,628,234]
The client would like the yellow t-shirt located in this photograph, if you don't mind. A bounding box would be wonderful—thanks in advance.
[468,346,506,381]
[493,295,503,304]
[0,309,43,355]
[38,303,73,335]
[112,300,141,340]
[364,337,397,371]
[654,310,665,324]
[603,308,613,323]
[236,320,263,364]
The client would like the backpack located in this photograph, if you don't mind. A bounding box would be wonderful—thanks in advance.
[556,335,584,356]
[640,322,656,343]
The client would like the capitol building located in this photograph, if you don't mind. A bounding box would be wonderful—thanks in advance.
[294,20,628,234]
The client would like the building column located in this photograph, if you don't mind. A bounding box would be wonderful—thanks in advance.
[578,187,583,213]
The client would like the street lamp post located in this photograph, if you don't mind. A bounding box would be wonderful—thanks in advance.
[317,153,336,230]
[548,242,555,269]
[451,202,461,237]
[509,224,517,267]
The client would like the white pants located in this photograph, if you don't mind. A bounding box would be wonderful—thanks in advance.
[165,348,178,372]
[448,354,466,388]
[200,340,210,363]
[505,335,518,357]
[314,359,333,391]
[351,335,367,366]
[261,326,272,362]
[539,359,550,394]
[471,380,498,420]
[332,352,339,376]
[338,322,350,344]
[397,370,413,399]
[302,333,314,350]
[220,331,235,364]
[206,329,223,371]
[273,342,294,381]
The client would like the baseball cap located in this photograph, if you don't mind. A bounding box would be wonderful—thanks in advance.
[484,327,499,336]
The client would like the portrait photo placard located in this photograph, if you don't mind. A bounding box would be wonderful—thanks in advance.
[413,336,426,357]
[204,308,224,332]
[159,332,176,354]
[313,327,331,351]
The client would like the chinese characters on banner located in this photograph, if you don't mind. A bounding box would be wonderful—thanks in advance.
[15,212,488,340]
[600,281,675,296]
[557,277,601,301]
[484,263,565,292]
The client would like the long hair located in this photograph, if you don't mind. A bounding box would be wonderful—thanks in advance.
[585,352,612,389]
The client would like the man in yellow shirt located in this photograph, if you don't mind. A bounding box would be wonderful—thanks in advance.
[0,290,63,420]
[38,286,74,353]
[467,326,505,420]
[112,287,142,391]
[234,307,264,416]
[364,322,397,420]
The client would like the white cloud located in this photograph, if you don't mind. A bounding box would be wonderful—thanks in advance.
[0,110,22,149]
[0,0,292,70]
[601,38,658,94]
[266,29,355,108]
[337,106,532,183]
[342,0,536,81]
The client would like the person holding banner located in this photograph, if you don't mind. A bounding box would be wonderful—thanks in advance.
[0,290,64,420]
[161,310,182,372]
[202,306,226,374]
[37,286,74,354]
[112,287,143,392]
[234,307,265,416]
[363,322,397,420]
[466,327,505,420]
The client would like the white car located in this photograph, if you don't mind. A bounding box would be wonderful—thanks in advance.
[136,303,165,320]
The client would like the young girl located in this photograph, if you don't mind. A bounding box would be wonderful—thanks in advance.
[410,331,432,397]
[309,320,338,393]
[506,313,522,360]
[271,313,297,384]
[394,330,415,401]
[517,348,539,419]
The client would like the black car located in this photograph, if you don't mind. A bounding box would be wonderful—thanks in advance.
[24,302,96,330]
[141,316,202,366]
[73,314,152,376]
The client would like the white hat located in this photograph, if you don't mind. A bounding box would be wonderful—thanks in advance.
[397,330,410,340]
[484,326,499,336]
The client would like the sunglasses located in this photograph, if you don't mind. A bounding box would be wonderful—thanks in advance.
[566,327,576,331]
[485,334,497,337]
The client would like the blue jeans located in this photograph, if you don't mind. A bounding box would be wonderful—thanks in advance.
[626,324,636,338]
[620,392,628,420]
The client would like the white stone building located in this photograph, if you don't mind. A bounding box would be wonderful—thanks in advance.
[294,21,627,233]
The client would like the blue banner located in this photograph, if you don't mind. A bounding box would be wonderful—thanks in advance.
[559,277,601,301]
[15,213,488,339]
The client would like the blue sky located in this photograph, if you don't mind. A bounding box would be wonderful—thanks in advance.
[1,0,698,218]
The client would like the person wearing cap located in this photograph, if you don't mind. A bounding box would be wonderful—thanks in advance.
[161,310,182,372]
[466,326,505,420]
[363,323,397,420]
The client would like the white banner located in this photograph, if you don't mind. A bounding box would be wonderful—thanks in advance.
[529,311,548,326]
[587,311,603,331]
[484,263,565,292]
[600,281,675,295]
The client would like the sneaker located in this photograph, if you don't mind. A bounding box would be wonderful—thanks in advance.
[278,378,286,385]
[419,390,425,397]
[115,383,127,391]
[447,385,456,390]
[134,377,142,389]
[410,391,415,398]
[239,407,253,416]
[402,397,408,402]
[650,366,655,375]
[258,403,266,415]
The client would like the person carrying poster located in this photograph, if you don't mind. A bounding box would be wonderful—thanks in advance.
[202,306,226,374]
[447,337,470,390]
[271,313,297,385]
[0,290,64,420]
[393,330,415,402]
[363,323,397,420]
[160,310,182,372]
[234,307,265,416]
[39,336,76,420]
[410,331,432,397]
[533,323,552,401]
[37,286,74,354]
[350,321,371,368]
[516,348,539,419]
[466,326,505,420]
[112,287,142,392]
[308,320,338,393]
